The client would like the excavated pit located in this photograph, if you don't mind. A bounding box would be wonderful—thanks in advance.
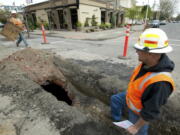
[0,48,180,135]
[41,81,72,105]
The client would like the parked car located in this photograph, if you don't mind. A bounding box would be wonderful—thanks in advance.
[0,22,4,28]
[160,20,166,25]
[148,20,160,28]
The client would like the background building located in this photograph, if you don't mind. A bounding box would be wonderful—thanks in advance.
[0,5,23,13]
[24,0,133,30]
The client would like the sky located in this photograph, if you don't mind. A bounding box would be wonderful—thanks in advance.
[0,0,179,13]
[136,0,159,6]
[0,0,45,6]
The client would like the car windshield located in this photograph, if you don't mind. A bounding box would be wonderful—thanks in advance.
[153,20,159,23]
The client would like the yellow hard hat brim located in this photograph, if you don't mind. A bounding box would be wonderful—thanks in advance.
[134,43,173,53]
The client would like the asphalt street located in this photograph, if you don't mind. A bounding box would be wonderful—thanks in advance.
[1,23,179,58]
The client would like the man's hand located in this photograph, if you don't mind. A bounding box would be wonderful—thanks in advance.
[126,117,148,135]
[127,125,138,135]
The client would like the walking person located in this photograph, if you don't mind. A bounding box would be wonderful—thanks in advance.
[111,28,175,135]
[9,10,28,47]
[16,26,28,47]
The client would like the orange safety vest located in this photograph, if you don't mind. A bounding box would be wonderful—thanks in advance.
[126,64,175,115]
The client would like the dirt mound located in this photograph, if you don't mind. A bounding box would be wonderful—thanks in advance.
[0,48,126,135]
[1,48,66,85]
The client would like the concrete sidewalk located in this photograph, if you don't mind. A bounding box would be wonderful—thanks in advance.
[30,25,144,40]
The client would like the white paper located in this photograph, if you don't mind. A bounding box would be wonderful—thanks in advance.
[113,120,133,129]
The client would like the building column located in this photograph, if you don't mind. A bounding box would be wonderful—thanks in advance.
[117,12,120,26]
[105,11,110,23]
[117,12,123,26]
[121,13,125,25]
[51,10,61,29]
[29,14,36,26]
[63,8,72,30]
[112,12,117,28]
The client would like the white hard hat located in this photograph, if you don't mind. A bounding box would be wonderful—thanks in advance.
[11,10,17,14]
[134,28,173,53]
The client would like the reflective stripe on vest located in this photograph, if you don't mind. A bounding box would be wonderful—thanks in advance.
[127,99,141,113]
[139,72,172,90]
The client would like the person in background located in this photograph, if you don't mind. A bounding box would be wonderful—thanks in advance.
[111,28,175,135]
[9,10,28,47]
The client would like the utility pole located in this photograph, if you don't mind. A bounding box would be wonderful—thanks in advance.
[23,3,30,38]
[24,12,30,38]
[49,0,55,31]
[111,0,118,28]
[145,0,149,25]
[115,0,118,27]
[116,0,118,10]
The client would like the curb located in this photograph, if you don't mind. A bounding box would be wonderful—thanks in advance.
[31,33,125,41]
[30,28,143,41]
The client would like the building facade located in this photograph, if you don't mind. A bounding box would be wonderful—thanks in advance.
[24,0,132,30]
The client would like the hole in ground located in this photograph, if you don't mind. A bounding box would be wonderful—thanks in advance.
[41,81,72,105]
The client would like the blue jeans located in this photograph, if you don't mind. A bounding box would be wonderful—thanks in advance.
[16,32,28,46]
[111,92,149,135]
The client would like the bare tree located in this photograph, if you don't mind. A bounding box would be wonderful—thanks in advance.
[159,0,178,20]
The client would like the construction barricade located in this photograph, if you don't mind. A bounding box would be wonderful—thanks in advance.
[41,24,48,44]
[123,24,131,57]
